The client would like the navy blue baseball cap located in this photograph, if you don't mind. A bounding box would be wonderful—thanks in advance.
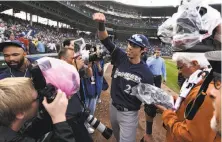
[127,34,150,48]
[0,40,26,52]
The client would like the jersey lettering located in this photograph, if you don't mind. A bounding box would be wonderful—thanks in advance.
[113,69,141,83]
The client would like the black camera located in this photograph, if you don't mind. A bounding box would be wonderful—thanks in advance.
[85,44,108,62]
[30,63,57,104]
[29,62,113,139]
[69,108,113,140]
[73,38,108,64]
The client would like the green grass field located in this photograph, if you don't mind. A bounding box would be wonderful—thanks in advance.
[165,59,180,93]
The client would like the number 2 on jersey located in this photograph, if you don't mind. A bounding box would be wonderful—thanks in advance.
[124,84,131,94]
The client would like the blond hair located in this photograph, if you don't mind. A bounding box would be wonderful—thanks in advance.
[0,77,36,127]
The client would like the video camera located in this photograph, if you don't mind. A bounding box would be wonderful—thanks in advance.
[73,38,109,64]
[157,0,221,52]
[28,60,113,140]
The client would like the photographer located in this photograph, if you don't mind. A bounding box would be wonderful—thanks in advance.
[77,44,104,133]
[85,60,104,115]
[58,46,93,142]
[93,13,154,142]
[59,39,93,142]
[155,2,221,141]
[96,59,105,103]
[63,38,93,77]
[155,53,217,142]
[0,77,75,142]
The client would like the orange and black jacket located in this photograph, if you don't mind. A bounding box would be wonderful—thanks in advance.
[162,82,217,142]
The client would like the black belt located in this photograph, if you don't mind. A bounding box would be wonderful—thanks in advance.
[153,75,161,77]
[112,102,136,112]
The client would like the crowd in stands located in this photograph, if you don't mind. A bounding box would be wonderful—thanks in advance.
[89,1,139,16]
[106,15,164,28]
[62,1,164,29]
[0,13,81,54]
[147,44,173,56]
[0,12,173,56]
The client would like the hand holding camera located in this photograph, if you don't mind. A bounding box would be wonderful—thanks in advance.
[73,56,85,70]
[42,89,68,124]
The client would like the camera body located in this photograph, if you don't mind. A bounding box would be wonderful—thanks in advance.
[73,38,108,64]
[85,44,108,62]
[29,63,57,107]
[29,62,113,139]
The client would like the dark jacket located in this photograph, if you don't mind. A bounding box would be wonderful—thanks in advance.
[0,121,76,142]
[0,58,36,80]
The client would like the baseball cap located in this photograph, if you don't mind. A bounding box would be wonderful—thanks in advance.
[0,40,26,52]
[205,51,221,75]
[127,34,150,48]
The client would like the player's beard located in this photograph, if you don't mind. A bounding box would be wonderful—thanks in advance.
[6,57,25,70]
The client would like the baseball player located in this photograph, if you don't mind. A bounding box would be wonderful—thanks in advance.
[93,13,154,142]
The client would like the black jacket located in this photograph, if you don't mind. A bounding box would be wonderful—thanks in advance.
[0,121,76,142]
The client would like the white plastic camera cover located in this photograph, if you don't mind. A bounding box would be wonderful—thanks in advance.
[130,83,174,109]
[158,0,221,50]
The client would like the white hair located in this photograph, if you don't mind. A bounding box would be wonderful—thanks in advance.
[172,52,210,68]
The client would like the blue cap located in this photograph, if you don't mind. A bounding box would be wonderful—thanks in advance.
[0,40,26,52]
[127,34,150,48]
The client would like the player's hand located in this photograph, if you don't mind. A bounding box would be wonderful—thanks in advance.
[93,13,106,23]
[42,89,68,124]
[155,104,167,113]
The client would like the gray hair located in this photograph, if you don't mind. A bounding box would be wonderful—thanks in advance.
[172,52,210,68]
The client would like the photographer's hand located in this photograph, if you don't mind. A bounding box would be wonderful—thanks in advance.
[95,61,102,73]
[87,62,93,68]
[73,56,84,70]
[42,89,68,124]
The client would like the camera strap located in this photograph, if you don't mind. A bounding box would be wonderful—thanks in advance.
[184,70,213,120]
[77,78,87,110]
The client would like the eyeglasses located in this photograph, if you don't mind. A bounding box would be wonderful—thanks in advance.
[177,64,184,70]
